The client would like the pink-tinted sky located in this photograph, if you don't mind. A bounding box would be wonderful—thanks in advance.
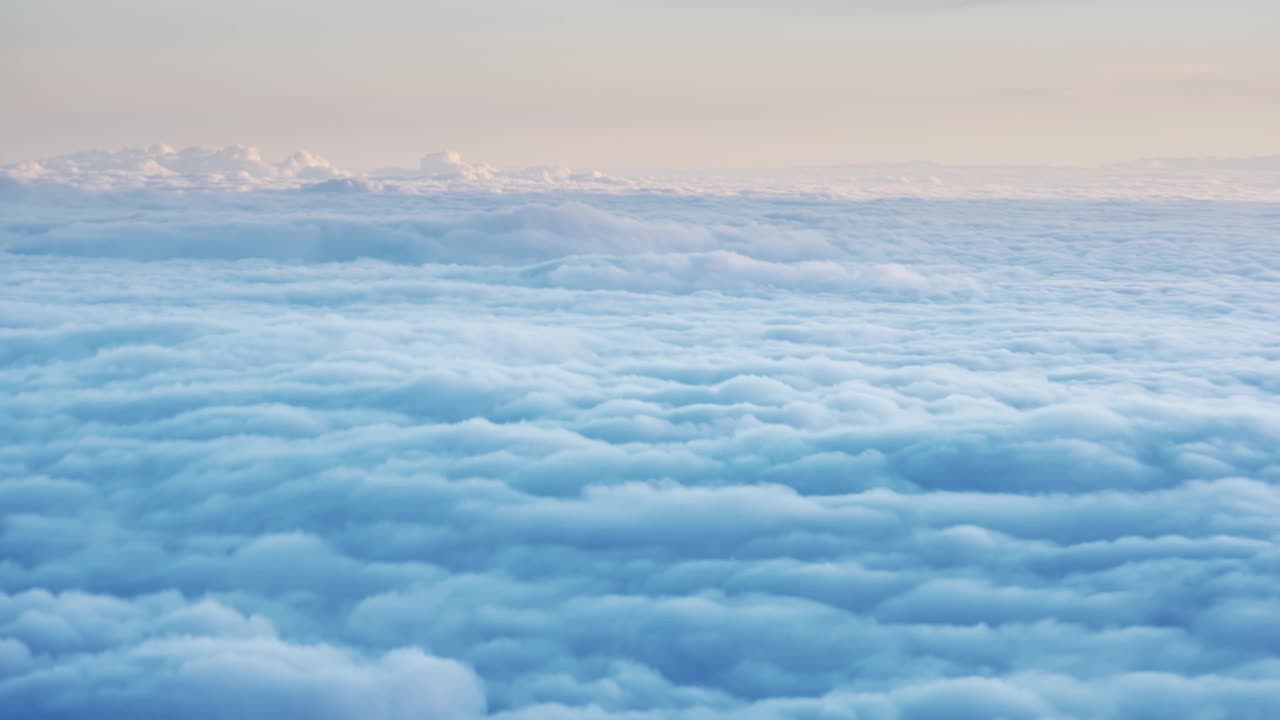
[3,0,1278,168]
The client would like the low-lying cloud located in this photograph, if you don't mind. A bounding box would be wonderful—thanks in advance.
[2,148,1278,718]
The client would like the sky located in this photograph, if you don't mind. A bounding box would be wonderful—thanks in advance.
[3,0,1279,169]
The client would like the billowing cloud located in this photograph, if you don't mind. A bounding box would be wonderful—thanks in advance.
[0,591,485,720]
[2,145,350,190]
[0,146,632,194]
[6,145,1280,200]
[1,147,1278,718]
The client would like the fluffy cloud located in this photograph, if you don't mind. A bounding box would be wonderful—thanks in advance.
[7,145,1279,200]
[0,146,632,194]
[3,145,350,190]
[1,151,1278,718]
[0,591,485,720]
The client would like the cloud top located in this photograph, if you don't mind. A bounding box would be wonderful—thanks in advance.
[5,144,1280,199]
[1,150,1278,718]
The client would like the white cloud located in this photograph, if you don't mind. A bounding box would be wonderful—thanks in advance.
[2,145,350,191]
[1,150,1278,717]
[7,145,1280,200]
[0,591,485,720]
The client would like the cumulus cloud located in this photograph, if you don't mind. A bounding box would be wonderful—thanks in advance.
[0,591,485,720]
[7,145,1279,200]
[2,145,349,190]
[1,149,1278,718]
[418,150,497,181]
[0,146,634,195]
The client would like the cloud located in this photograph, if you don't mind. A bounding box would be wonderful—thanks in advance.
[2,145,349,190]
[1,150,1278,717]
[417,150,497,181]
[0,591,486,720]
[1,146,634,195]
[7,145,1280,200]
[301,178,389,194]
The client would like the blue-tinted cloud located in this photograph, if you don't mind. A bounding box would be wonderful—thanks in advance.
[0,591,486,720]
[1,153,1279,718]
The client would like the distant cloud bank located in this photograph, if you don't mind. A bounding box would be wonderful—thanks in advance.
[4,144,1280,199]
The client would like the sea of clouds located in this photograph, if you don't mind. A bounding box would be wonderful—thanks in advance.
[2,146,1279,719]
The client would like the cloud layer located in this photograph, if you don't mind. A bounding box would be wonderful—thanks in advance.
[2,152,1279,718]
[5,144,1280,200]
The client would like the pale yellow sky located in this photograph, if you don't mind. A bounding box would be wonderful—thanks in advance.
[3,0,1278,169]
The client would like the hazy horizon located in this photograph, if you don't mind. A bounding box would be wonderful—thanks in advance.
[5,0,1279,169]
[9,141,1280,175]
